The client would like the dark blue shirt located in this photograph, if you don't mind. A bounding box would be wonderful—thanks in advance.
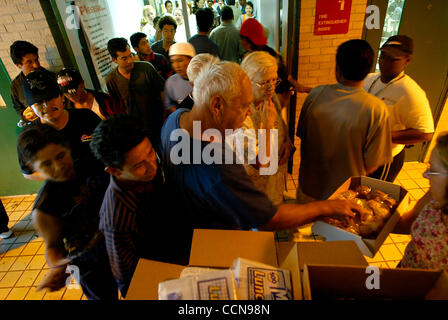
[160,108,277,230]
[188,35,220,57]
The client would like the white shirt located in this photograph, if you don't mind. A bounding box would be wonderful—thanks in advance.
[364,72,434,156]
[90,98,105,120]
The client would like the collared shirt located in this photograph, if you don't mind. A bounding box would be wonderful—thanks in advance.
[364,72,434,156]
[188,34,220,57]
[150,40,175,64]
[164,73,192,110]
[99,174,190,297]
[209,21,242,62]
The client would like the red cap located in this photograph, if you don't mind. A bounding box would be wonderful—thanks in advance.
[239,18,267,46]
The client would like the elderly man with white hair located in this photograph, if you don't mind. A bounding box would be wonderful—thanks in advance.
[160,61,363,232]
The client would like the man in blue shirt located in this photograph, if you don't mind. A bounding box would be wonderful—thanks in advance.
[160,61,362,231]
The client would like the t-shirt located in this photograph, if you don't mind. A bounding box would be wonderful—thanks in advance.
[107,62,165,142]
[160,108,277,230]
[164,73,193,110]
[19,108,101,175]
[128,62,166,142]
[33,160,109,256]
[151,40,173,63]
[106,67,131,113]
[209,22,242,62]
[188,34,220,57]
[297,84,393,200]
[363,72,434,156]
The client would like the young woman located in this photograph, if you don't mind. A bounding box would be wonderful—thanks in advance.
[17,123,117,299]
[394,132,448,269]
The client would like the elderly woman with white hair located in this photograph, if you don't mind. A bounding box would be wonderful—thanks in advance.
[240,51,293,205]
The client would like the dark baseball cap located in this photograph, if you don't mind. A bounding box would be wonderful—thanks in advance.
[380,35,413,57]
[56,68,83,95]
[23,70,61,106]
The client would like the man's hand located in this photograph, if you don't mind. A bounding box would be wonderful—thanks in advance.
[319,199,363,219]
[36,258,72,292]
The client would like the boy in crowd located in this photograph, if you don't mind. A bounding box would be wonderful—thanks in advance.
[130,32,174,80]
[9,41,56,123]
[188,8,220,57]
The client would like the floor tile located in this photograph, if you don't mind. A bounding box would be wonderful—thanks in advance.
[399,179,420,190]
[27,255,47,270]
[15,270,40,287]
[0,271,23,288]
[0,288,11,300]
[24,286,46,300]
[33,269,50,287]
[9,255,33,271]
[379,243,403,261]
[43,288,66,300]
[414,178,430,189]
[6,287,30,300]
[390,233,412,243]
[395,242,409,255]
[369,262,390,269]
[62,287,84,300]
[14,201,33,212]
[0,271,5,281]
[409,189,426,201]
[12,220,32,232]
[0,257,17,272]
[3,242,25,257]
[21,242,41,256]
[8,211,27,222]
[406,169,424,179]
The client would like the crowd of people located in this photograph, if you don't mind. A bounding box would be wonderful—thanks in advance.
[1,1,445,300]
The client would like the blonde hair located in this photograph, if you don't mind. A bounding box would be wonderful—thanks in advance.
[142,5,156,23]
[187,53,220,83]
[240,51,278,81]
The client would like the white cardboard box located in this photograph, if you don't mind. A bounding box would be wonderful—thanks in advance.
[312,176,410,258]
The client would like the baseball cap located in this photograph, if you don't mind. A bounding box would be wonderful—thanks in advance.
[23,70,61,106]
[56,68,83,95]
[169,42,196,58]
[239,18,267,46]
[380,35,413,57]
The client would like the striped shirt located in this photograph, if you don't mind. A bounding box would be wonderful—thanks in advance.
[99,174,190,298]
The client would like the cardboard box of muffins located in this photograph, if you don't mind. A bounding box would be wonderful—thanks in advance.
[312,176,411,258]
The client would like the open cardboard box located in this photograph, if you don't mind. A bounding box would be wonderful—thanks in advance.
[312,176,410,257]
[302,264,448,300]
[125,229,368,300]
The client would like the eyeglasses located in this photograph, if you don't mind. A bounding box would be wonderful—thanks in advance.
[254,78,281,89]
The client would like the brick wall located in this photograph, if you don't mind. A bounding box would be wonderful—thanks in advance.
[0,0,63,80]
[291,0,368,176]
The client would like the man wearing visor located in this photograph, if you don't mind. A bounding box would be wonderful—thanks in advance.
[364,35,434,182]
[18,70,102,180]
